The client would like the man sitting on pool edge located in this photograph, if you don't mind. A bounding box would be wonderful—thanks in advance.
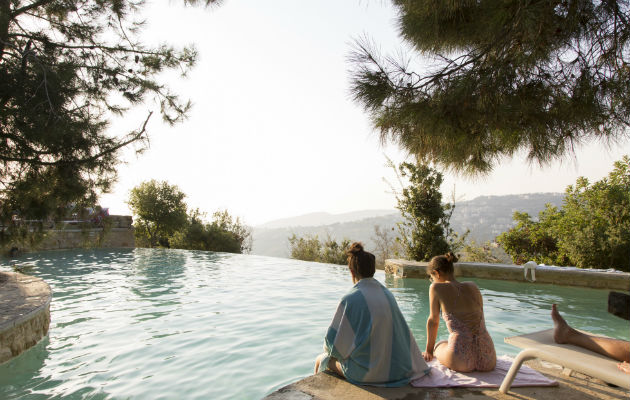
[314,242,431,386]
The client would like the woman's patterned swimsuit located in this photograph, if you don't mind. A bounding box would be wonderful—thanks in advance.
[441,285,496,372]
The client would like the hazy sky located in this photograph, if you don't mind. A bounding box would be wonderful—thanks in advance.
[99,0,630,226]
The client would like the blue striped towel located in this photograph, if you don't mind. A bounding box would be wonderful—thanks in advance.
[321,277,431,387]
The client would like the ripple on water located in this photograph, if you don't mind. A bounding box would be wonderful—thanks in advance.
[1,249,627,399]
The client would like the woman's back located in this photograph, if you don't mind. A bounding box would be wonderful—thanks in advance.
[434,281,495,371]
[423,252,496,372]
[434,281,485,334]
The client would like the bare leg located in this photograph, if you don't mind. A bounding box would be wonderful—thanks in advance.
[433,340,448,363]
[314,354,344,377]
[314,353,323,374]
[327,358,344,377]
[433,340,454,368]
[434,340,476,372]
[552,304,630,363]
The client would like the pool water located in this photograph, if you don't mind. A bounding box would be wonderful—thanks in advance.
[1,249,627,399]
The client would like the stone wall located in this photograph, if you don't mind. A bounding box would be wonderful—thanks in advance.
[385,259,630,290]
[0,272,52,364]
[37,227,134,250]
[8,215,136,252]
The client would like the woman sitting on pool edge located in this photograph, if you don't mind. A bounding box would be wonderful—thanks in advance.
[314,242,430,386]
[423,252,496,372]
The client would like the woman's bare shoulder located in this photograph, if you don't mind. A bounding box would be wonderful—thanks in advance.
[460,281,481,294]
[461,281,484,304]
[428,282,449,295]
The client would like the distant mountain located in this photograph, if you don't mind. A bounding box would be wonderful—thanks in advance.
[450,193,565,243]
[251,193,564,258]
[257,209,396,229]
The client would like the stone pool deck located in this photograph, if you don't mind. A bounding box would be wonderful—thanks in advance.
[384,259,630,290]
[0,271,51,364]
[265,359,629,399]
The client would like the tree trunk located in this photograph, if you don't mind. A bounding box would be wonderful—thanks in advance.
[0,0,10,60]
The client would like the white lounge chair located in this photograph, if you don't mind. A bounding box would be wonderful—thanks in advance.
[500,329,629,393]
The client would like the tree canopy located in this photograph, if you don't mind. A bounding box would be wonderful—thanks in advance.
[128,180,188,248]
[350,0,630,174]
[0,0,219,221]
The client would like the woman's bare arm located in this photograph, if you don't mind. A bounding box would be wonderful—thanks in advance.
[424,284,441,361]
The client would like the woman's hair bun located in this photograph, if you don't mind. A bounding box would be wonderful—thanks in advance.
[347,242,364,255]
[445,251,458,263]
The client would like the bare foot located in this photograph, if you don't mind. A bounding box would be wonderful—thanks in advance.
[618,361,630,375]
[551,304,573,344]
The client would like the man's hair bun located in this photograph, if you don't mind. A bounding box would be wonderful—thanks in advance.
[346,242,375,278]
[445,251,458,263]
[347,242,364,255]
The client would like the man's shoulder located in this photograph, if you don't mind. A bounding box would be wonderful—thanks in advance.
[340,285,362,303]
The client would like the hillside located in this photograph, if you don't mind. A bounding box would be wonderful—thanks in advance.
[251,193,564,258]
[257,209,395,229]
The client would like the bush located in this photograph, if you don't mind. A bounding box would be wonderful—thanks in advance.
[288,234,350,265]
[169,210,251,254]
[371,225,403,268]
[458,241,503,264]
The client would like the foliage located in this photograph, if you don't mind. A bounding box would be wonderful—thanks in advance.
[129,180,252,253]
[210,210,253,254]
[350,1,630,174]
[288,234,321,262]
[389,160,466,262]
[0,222,48,255]
[459,241,503,264]
[497,208,569,266]
[320,235,351,265]
[555,156,630,269]
[288,233,350,265]
[0,0,219,223]
[128,180,188,248]
[371,224,403,268]
[497,156,630,270]
[169,209,250,254]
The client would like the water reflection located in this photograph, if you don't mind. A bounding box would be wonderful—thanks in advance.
[382,275,446,342]
[0,336,111,399]
[130,248,187,298]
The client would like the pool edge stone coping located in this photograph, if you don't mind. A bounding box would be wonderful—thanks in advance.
[264,360,629,400]
[0,271,52,364]
[384,259,630,290]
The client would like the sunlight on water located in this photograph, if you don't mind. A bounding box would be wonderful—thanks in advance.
[1,249,627,399]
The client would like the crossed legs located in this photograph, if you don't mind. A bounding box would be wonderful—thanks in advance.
[552,304,630,374]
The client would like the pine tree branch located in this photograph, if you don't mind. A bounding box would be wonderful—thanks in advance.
[10,0,55,18]
[0,111,152,166]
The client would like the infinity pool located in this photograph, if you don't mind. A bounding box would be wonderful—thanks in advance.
[1,249,628,399]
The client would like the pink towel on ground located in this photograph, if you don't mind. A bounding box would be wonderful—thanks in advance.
[411,355,557,388]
